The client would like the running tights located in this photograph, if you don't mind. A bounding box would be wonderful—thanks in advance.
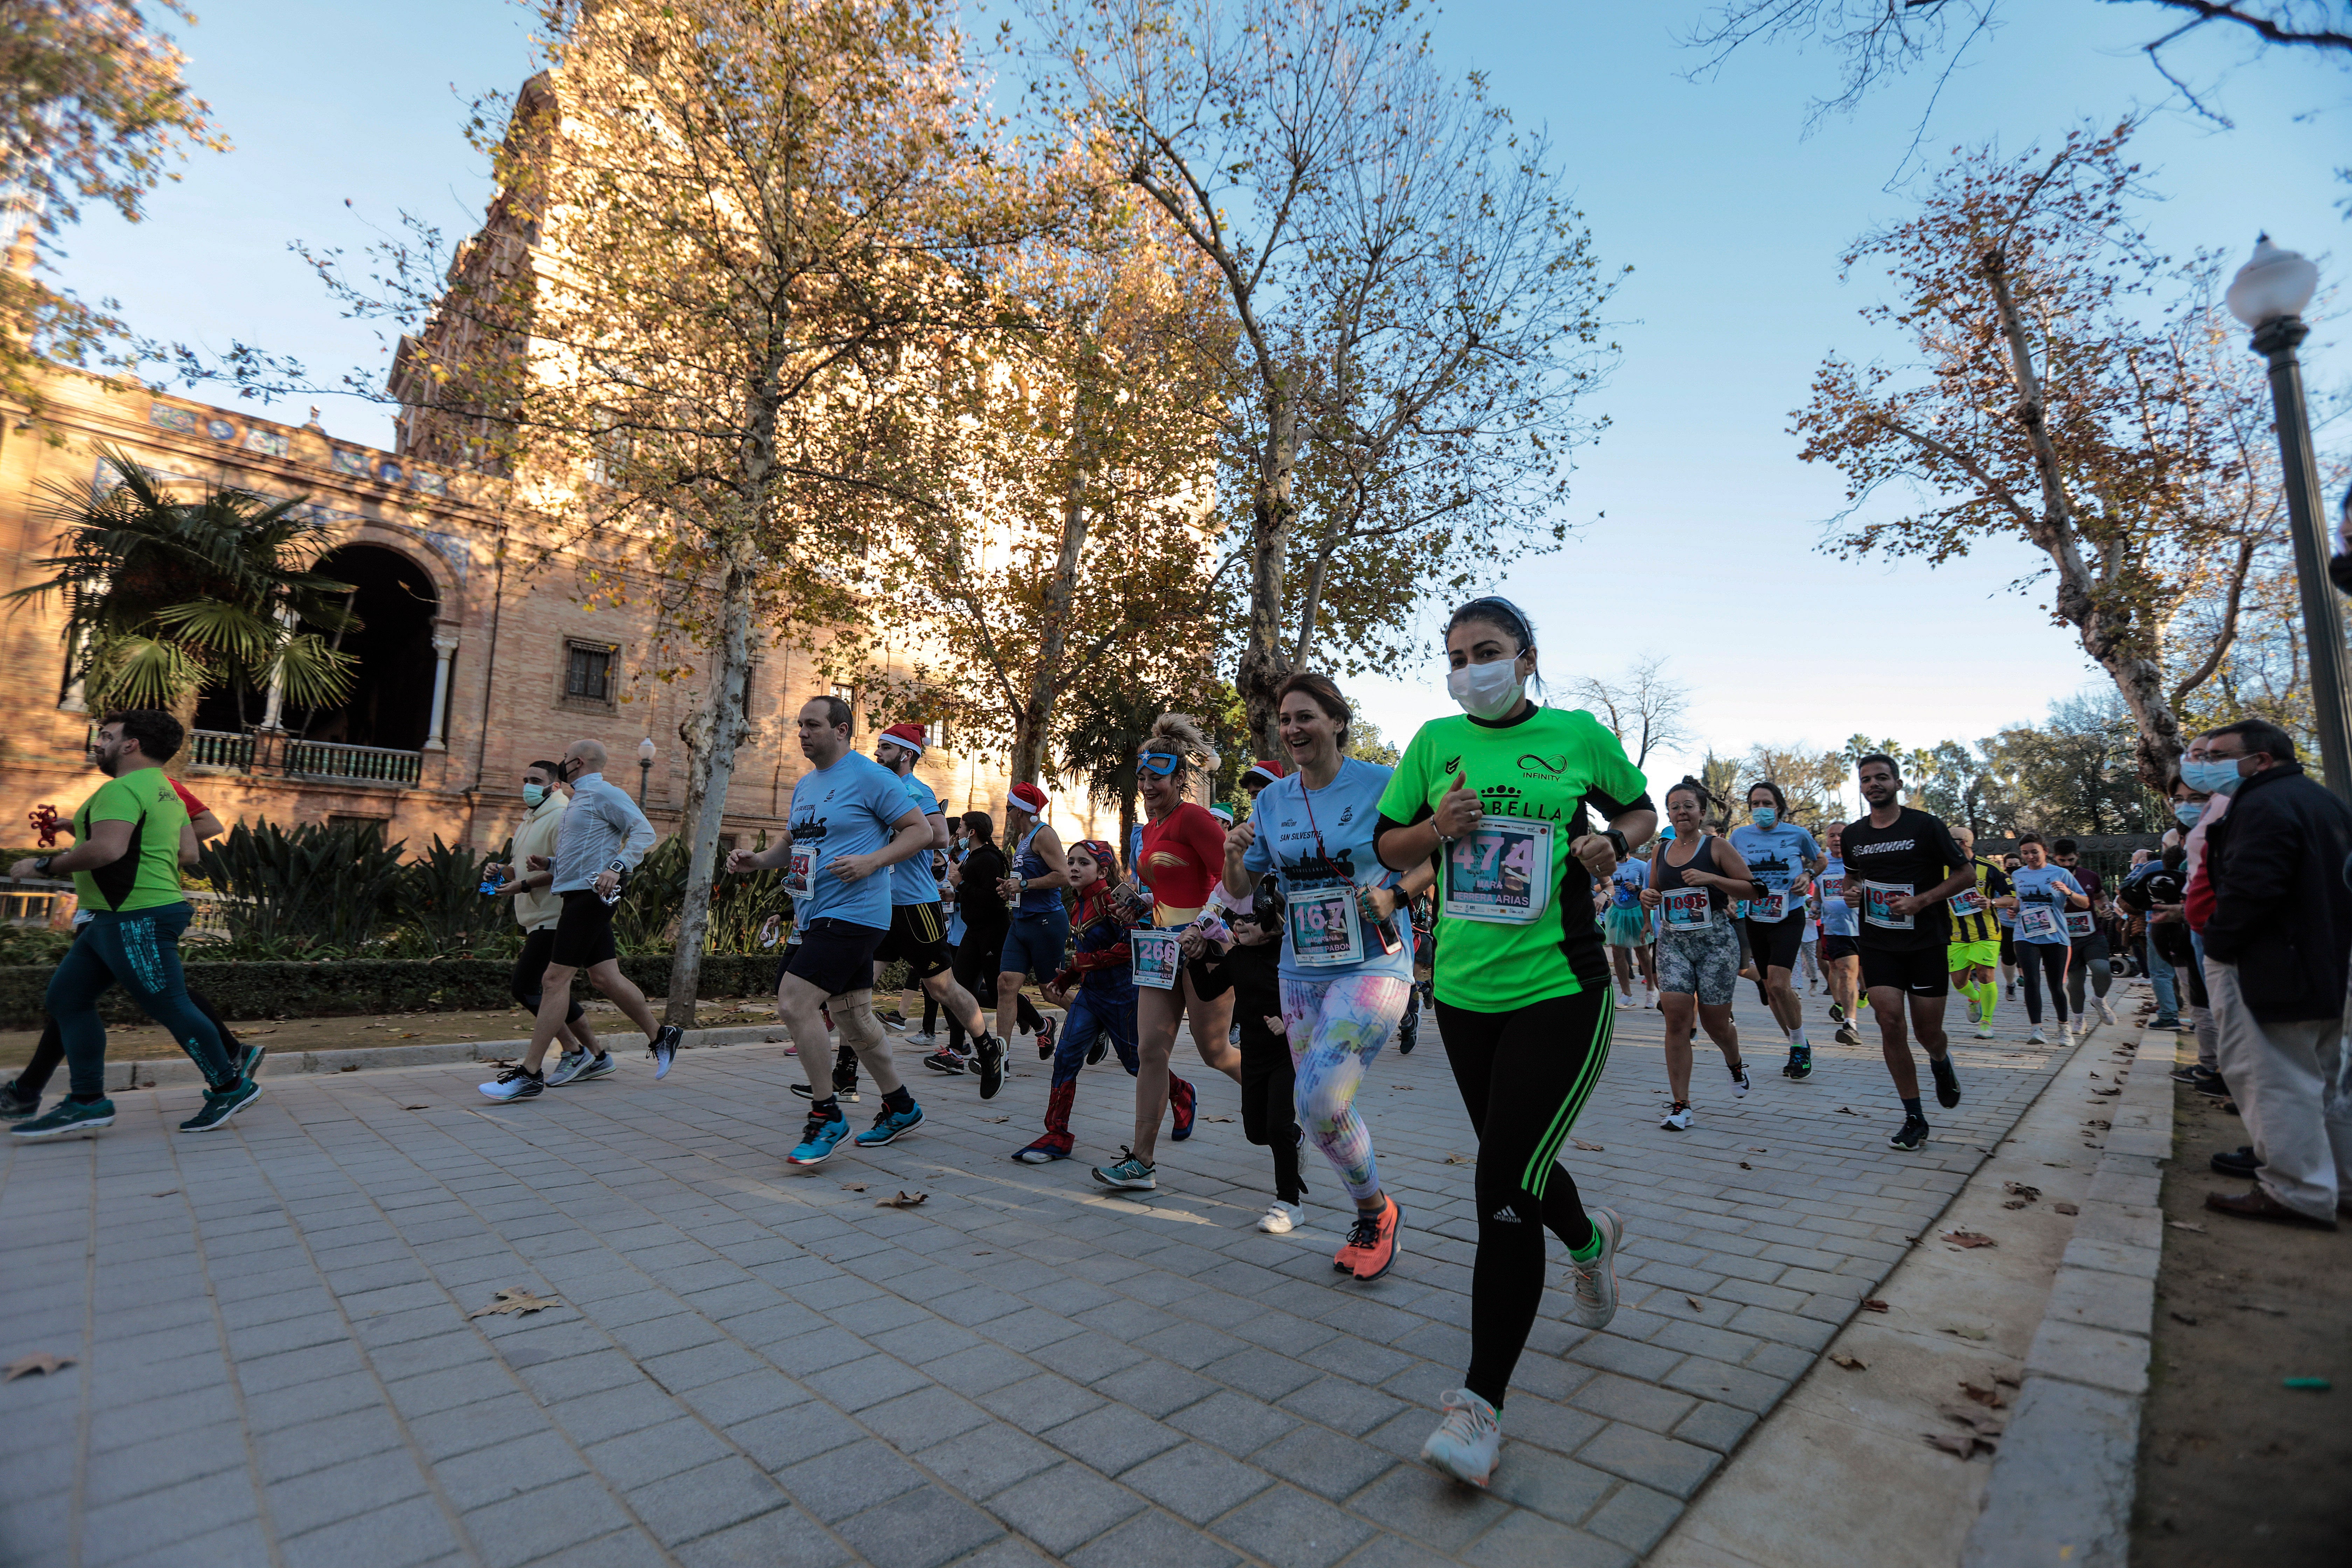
[2065,941,2113,1014]
[1281,973,1409,1205]
[1435,988,1613,1409]
[48,904,237,1100]
[944,939,1041,1050]
[19,988,240,1098]
[2016,944,2071,1026]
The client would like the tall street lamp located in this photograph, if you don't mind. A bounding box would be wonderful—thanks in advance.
[637,737,656,806]
[2227,235,2351,805]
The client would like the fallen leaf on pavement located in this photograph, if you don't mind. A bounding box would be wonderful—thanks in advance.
[1739,1162,1752,1170]
[1444,1154,1471,1165]
[980,1116,1008,1123]
[1829,1353,1866,1371]
[2233,1302,2287,1317]
[2168,1220,2207,1233]
[2053,1201,2080,1215]
[878,1191,928,1209]
[2001,1199,2029,1210]
[1685,1295,1704,1311]
[2090,1087,2121,1097]
[2170,1311,2199,1326]
[2003,1182,2041,1202]
[1995,1371,2021,1387]
[1204,1115,1234,1122]
[2,1352,77,1381]
[1835,1106,1857,1115]
[841,1183,867,1192]
[1861,1299,1890,1313]
[1749,1146,1768,1152]
[1390,1084,1415,1091]
[1572,1139,1605,1152]
[404,1105,430,1111]
[468,1289,562,1319]
[1959,1381,2008,1408]
[150,1189,177,1198]
[1924,1431,1995,1459]
[1941,1325,1991,1341]
[1943,1231,1997,1248]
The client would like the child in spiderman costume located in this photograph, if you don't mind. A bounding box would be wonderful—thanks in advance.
[1014,839,1198,1163]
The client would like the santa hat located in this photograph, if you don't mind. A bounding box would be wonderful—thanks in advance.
[1008,782,1049,816]
[878,722,927,757]
[1241,759,1287,789]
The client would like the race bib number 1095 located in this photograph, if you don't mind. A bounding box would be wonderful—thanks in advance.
[1445,819,1554,925]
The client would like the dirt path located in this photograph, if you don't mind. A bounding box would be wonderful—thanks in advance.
[2133,1074,2352,1565]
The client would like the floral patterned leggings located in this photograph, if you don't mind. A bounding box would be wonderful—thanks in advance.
[1281,973,1411,1204]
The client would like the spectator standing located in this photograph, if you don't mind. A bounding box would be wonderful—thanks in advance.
[483,760,608,1084]
[2196,719,2352,1229]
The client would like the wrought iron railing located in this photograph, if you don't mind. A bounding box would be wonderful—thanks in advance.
[2,880,232,939]
[183,729,422,789]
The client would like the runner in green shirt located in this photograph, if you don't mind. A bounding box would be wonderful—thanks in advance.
[1373,597,1657,1489]
[8,711,257,1143]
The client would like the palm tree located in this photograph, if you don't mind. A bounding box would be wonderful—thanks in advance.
[6,446,359,722]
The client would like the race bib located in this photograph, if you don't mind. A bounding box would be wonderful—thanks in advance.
[1445,818,1554,925]
[2063,910,2096,940]
[1861,880,1914,931]
[1749,891,1787,923]
[1661,887,1711,931]
[2017,903,2061,941]
[1130,927,1182,991]
[1948,888,1986,921]
[1287,883,1365,968]
[782,844,814,898]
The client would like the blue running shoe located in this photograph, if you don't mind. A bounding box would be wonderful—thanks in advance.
[650,1024,684,1081]
[855,1101,924,1147]
[787,1109,851,1167]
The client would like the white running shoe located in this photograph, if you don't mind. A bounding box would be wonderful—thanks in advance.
[2097,999,2118,1026]
[1420,1389,1503,1488]
[1567,1208,1624,1329]
[910,1031,937,1046]
[544,1049,588,1086]
[2028,1026,2047,1045]
[1728,1061,1751,1097]
[1258,1200,1304,1234]
[1659,1102,1692,1131]
[1965,997,1981,1023]
[1975,1024,1995,1040]
[1617,992,1634,1010]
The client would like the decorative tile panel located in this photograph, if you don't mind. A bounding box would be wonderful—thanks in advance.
[147,404,199,434]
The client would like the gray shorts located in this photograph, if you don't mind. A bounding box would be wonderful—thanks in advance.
[1657,919,1741,1007]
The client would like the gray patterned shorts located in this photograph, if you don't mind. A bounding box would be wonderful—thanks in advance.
[1657,918,1741,1007]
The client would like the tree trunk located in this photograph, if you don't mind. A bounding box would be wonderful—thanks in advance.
[1238,391,1299,755]
[662,527,757,1028]
[1012,364,1097,786]
[1292,546,1330,671]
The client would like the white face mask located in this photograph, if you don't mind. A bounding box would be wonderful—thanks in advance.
[1447,658,1524,721]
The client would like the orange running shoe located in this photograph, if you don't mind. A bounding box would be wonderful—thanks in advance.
[1349,1195,1403,1282]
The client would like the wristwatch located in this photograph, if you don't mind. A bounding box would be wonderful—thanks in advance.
[33,855,54,876]
[1601,828,1630,861]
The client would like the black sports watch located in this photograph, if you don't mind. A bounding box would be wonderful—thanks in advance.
[32,855,55,876]
[1601,828,1630,862]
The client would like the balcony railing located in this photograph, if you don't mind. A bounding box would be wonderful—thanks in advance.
[182,729,422,789]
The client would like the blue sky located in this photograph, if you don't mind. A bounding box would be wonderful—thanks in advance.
[58,1,2348,814]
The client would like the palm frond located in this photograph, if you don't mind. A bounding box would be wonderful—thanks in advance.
[266,634,358,710]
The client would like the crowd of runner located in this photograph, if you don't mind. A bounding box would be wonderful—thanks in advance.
[2,594,2172,1493]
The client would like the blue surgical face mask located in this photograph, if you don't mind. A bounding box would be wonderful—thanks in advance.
[1752,806,1778,830]
[2179,758,2241,794]
[523,783,547,808]
[2173,800,2203,828]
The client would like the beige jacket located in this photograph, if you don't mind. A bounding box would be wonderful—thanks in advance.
[509,791,572,933]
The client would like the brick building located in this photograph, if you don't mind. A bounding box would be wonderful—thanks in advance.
[0,366,1108,858]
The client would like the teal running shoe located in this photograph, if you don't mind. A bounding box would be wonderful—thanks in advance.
[788,1109,852,1167]
[10,1097,114,1142]
[855,1101,924,1147]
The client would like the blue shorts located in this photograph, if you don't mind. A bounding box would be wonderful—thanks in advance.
[998,907,1069,980]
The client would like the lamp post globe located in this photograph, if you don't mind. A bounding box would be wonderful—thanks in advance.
[637,738,656,806]
[2229,235,2351,804]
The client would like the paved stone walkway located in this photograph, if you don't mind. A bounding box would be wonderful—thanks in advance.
[1,992,2072,1568]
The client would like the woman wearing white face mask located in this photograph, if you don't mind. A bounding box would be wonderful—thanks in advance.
[1372,597,1658,1490]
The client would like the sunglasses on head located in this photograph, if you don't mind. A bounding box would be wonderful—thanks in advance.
[1135,751,1181,778]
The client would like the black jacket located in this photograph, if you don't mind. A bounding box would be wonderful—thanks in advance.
[2202,761,2352,1023]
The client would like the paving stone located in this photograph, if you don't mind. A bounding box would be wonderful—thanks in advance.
[987,1461,1148,1555]
[1575,1421,1722,1500]
[274,1496,462,1568]
[1583,1479,1682,1555]
[672,1505,851,1568]
[1212,1481,1377,1568]
[1068,1507,1245,1568]
[1458,1508,1634,1568]
[913,1422,1064,1500]
[837,1483,1005,1568]
[462,1473,636,1568]
[1124,1440,1275,1519]
[777,1437,926,1523]
[265,1447,433,1537]
[1044,1401,1188,1473]
[626,1456,789,1548]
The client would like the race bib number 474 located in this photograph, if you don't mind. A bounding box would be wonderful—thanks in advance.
[1445,819,1554,925]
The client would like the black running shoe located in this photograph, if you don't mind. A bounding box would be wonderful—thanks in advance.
[650,1024,684,1080]
[1929,1054,1962,1110]
[1888,1113,1930,1152]
[922,1048,969,1075]
[0,1078,38,1120]
[976,1034,1005,1101]
[790,1072,861,1104]
[2210,1145,2260,1177]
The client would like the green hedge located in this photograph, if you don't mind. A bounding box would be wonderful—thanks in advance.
[0,954,786,1030]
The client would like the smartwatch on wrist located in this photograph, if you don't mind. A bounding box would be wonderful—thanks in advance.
[33,855,55,876]
[1602,827,1631,861]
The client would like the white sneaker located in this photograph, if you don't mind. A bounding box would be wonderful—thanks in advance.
[478,1066,544,1102]
[2097,999,2118,1026]
[1567,1207,1624,1329]
[1728,1062,1751,1098]
[1420,1389,1502,1487]
[2028,1026,2047,1044]
[1660,1102,1693,1131]
[1258,1200,1304,1234]
[544,1049,588,1086]
[1617,992,1634,1009]
[1642,992,1655,1011]
[1975,1023,1995,1039]
[910,1031,937,1046]
[1965,996,1981,1023]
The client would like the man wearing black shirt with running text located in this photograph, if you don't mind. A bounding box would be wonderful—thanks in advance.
[1839,754,1977,1152]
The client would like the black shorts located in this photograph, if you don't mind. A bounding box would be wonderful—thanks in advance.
[1820,933,1858,962]
[874,902,954,980]
[780,918,886,999]
[2069,932,2112,963]
[1999,927,2016,965]
[1860,943,1950,998]
[1744,913,1807,973]
[550,890,618,969]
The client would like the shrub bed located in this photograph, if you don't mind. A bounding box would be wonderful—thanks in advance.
[0,954,785,1030]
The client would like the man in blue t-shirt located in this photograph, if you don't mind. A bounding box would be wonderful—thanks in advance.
[1818,822,1862,1049]
[727,696,932,1168]
[866,722,1007,1096]
[1729,782,1827,1074]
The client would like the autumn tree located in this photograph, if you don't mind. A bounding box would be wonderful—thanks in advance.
[1795,123,2282,790]
[1736,741,1850,828]
[1023,0,1618,748]
[1571,653,1692,769]
[875,176,1233,785]
[0,0,226,418]
[237,0,1037,1024]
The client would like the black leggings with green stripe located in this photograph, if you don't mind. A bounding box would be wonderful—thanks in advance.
[1435,988,1612,1409]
